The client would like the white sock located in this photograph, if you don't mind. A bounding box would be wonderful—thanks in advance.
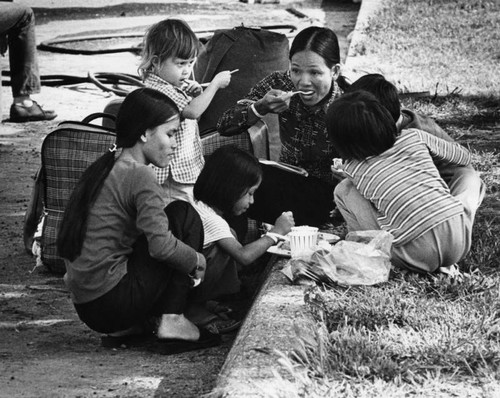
[14,99,34,108]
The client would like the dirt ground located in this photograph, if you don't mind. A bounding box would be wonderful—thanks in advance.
[0,1,360,397]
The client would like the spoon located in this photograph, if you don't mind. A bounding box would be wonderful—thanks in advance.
[280,90,314,100]
[290,90,314,95]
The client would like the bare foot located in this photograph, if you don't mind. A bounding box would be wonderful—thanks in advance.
[157,314,200,341]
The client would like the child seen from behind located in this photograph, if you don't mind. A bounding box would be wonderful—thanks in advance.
[327,91,484,273]
[344,73,485,215]
[139,18,233,204]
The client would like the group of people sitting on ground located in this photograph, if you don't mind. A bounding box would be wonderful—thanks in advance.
[31,17,483,351]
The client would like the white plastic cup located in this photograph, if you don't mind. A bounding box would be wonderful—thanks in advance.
[289,226,318,258]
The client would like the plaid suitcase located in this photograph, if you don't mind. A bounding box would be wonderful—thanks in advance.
[201,119,269,160]
[38,113,116,273]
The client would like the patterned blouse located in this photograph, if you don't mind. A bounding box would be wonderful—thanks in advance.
[217,70,342,184]
[342,129,471,245]
[144,74,204,185]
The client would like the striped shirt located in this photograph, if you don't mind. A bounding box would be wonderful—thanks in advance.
[217,70,342,184]
[144,74,205,184]
[193,201,234,248]
[342,129,471,245]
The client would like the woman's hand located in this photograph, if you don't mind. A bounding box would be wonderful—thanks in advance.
[271,211,295,235]
[255,89,292,116]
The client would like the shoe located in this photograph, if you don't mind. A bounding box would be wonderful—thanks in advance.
[205,300,234,320]
[438,263,464,281]
[9,101,57,122]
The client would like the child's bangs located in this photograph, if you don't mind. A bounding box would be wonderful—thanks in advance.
[172,34,200,59]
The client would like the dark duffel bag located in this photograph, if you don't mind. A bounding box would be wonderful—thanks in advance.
[193,25,292,135]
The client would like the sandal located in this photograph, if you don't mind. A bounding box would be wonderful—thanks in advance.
[9,101,57,123]
[101,328,221,354]
[153,328,222,355]
[203,318,242,335]
[206,300,233,320]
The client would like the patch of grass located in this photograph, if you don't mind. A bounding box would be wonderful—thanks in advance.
[359,0,500,96]
[273,282,500,396]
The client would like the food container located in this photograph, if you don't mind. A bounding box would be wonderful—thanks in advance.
[288,226,318,258]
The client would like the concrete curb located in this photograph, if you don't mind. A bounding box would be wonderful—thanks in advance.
[212,257,314,396]
[212,2,387,396]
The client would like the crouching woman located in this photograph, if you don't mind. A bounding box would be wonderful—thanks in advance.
[57,88,218,349]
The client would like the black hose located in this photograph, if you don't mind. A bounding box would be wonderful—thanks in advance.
[36,25,297,55]
[37,32,143,55]
[87,71,144,96]
[1,70,144,96]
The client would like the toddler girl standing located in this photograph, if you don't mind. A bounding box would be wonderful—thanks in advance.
[139,18,232,203]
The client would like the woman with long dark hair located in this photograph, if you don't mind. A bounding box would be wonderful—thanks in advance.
[217,26,348,227]
[57,88,218,351]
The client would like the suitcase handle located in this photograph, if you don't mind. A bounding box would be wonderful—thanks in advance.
[82,112,116,125]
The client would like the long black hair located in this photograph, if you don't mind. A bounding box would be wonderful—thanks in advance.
[57,88,180,261]
[326,90,397,161]
[194,145,262,215]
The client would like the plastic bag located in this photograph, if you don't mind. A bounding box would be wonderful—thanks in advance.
[282,230,393,287]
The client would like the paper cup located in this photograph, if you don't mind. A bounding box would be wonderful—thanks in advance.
[289,226,318,258]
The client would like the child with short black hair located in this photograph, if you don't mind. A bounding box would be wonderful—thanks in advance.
[326,90,484,273]
[139,18,233,204]
[344,73,485,228]
[346,73,453,141]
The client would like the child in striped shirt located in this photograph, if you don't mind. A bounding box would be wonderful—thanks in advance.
[326,90,484,273]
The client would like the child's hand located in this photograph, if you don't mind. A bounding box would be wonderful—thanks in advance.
[211,70,232,89]
[272,211,295,235]
[331,158,347,182]
[183,80,203,97]
[210,70,231,89]
[190,253,206,286]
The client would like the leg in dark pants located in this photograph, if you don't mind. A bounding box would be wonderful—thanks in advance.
[75,201,204,334]
[0,3,40,97]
